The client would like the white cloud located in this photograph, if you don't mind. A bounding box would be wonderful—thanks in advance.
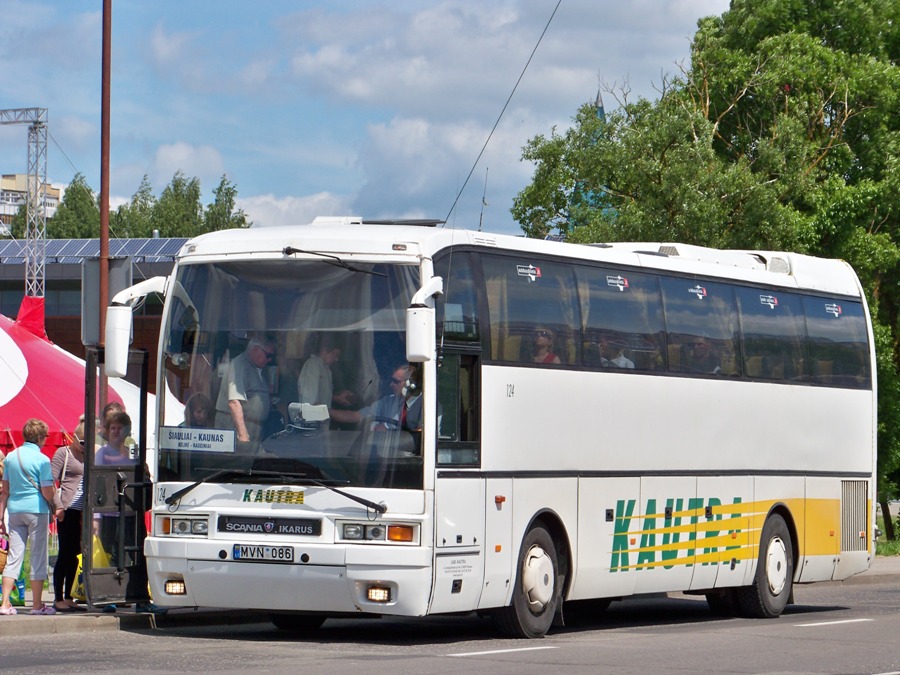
[150,23,195,67]
[152,142,225,189]
[238,192,353,228]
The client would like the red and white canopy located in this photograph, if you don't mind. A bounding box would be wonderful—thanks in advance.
[0,311,136,458]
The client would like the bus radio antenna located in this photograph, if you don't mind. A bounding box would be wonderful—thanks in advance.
[443,0,561,226]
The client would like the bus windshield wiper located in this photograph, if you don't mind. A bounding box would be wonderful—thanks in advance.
[164,468,255,505]
[288,476,388,514]
[164,468,387,514]
[282,246,387,277]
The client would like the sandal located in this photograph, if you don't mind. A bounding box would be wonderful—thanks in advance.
[0,606,17,616]
[30,605,57,615]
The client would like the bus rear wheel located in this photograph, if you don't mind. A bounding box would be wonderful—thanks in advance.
[737,513,793,618]
[495,525,561,638]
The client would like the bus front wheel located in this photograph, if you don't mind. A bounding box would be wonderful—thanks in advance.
[737,513,793,618]
[495,525,561,638]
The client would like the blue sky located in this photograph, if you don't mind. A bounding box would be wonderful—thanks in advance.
[1,0,729,237]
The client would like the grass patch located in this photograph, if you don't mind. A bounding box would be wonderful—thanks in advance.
[876,514,900,556]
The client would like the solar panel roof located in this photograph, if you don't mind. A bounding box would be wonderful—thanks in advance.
[0,238,187,265]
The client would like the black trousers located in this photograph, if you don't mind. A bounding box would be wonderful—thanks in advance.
[54,508,83,601]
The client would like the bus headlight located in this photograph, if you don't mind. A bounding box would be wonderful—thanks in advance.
[163,517,210,537]
[338,521,418,544]
[365,525,385,540]
[343,524,364,540]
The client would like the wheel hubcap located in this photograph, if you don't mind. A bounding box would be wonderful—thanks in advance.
[765,535,788,596]
[522,545,554,611]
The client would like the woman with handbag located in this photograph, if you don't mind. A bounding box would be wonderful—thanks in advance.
[50,419,87,612]
[0,418,64,616]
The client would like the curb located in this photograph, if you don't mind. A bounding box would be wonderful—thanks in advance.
[0,607,266,638]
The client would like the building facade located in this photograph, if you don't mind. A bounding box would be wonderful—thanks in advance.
[0,173,60,235]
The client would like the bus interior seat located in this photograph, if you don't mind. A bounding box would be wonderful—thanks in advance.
[745,355,763,378]
[632,349,662,371]
[667,343,682,372]
[583,339,602,367]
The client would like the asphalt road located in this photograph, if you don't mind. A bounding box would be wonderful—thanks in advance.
[1,560,899,674]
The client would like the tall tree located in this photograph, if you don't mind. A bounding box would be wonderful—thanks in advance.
[47,173,100,239]
[513,0,900,530]
[150,171,204,238]
[111,174,157,238]
[204,174,250,231]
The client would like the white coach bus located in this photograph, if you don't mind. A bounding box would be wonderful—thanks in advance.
[104,218,876,637]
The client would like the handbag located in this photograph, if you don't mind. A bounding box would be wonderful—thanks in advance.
[56,447,70,506]
[0,534,9,575]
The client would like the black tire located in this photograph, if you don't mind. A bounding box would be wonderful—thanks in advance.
[737,513,793,618]
[705,589,738,617]
[494,525,561,638]
[270,613,326,631]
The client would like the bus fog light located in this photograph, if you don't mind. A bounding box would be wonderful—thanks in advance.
[365,525,385,540]
[343,524,364,540]
[164,579,187,595]
[173,519,191,534]
[367,586,391,603]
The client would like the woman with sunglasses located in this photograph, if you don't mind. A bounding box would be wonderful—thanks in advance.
[49,418,87,612]
[532,327,561,364]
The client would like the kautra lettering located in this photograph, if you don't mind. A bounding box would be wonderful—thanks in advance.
[242,489,305,504]
[610,496,744,572]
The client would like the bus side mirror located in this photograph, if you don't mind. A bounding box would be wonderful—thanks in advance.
[105,304,133,378]
[407,306,435,362]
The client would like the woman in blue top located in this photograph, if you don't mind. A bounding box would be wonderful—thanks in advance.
[0,418,63,616]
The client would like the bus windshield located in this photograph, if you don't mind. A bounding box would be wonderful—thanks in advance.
[158,258,423,490]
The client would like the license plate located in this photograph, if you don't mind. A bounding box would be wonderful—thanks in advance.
[233,544,294,562]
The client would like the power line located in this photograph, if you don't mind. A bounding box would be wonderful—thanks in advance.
[444,0,561,225]
[48,130,80,178]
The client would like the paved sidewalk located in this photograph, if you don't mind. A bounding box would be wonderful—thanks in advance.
[2,556,899,637]
[0,600,262,637]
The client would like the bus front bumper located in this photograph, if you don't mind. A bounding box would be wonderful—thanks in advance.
[145,537,434,616]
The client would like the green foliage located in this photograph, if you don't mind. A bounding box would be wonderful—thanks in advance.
[150,171,204,238]
[204,174,250,232]
[513,0,900,506]
[42,171,251,241]
[10,203,26,239]
[47,173,100,239]
[111,175,156,238]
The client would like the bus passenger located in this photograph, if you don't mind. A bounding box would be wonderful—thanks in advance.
[297,335,356,424]
[599,335,635,369]
[96,411,137,465]
[684,336,721,375]
[214,335,275,444]
[181,392,214,429]
[532,327,561,364]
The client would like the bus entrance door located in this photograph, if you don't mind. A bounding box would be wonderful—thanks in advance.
[430,477,486,613]
[82,347,153,609]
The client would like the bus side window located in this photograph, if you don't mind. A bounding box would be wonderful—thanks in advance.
[802,297,871,388]
[575,266,664,371]
[660,277,741,377]
[437,352,480,466]
[736,288,806,382]
[482,253,579,366]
